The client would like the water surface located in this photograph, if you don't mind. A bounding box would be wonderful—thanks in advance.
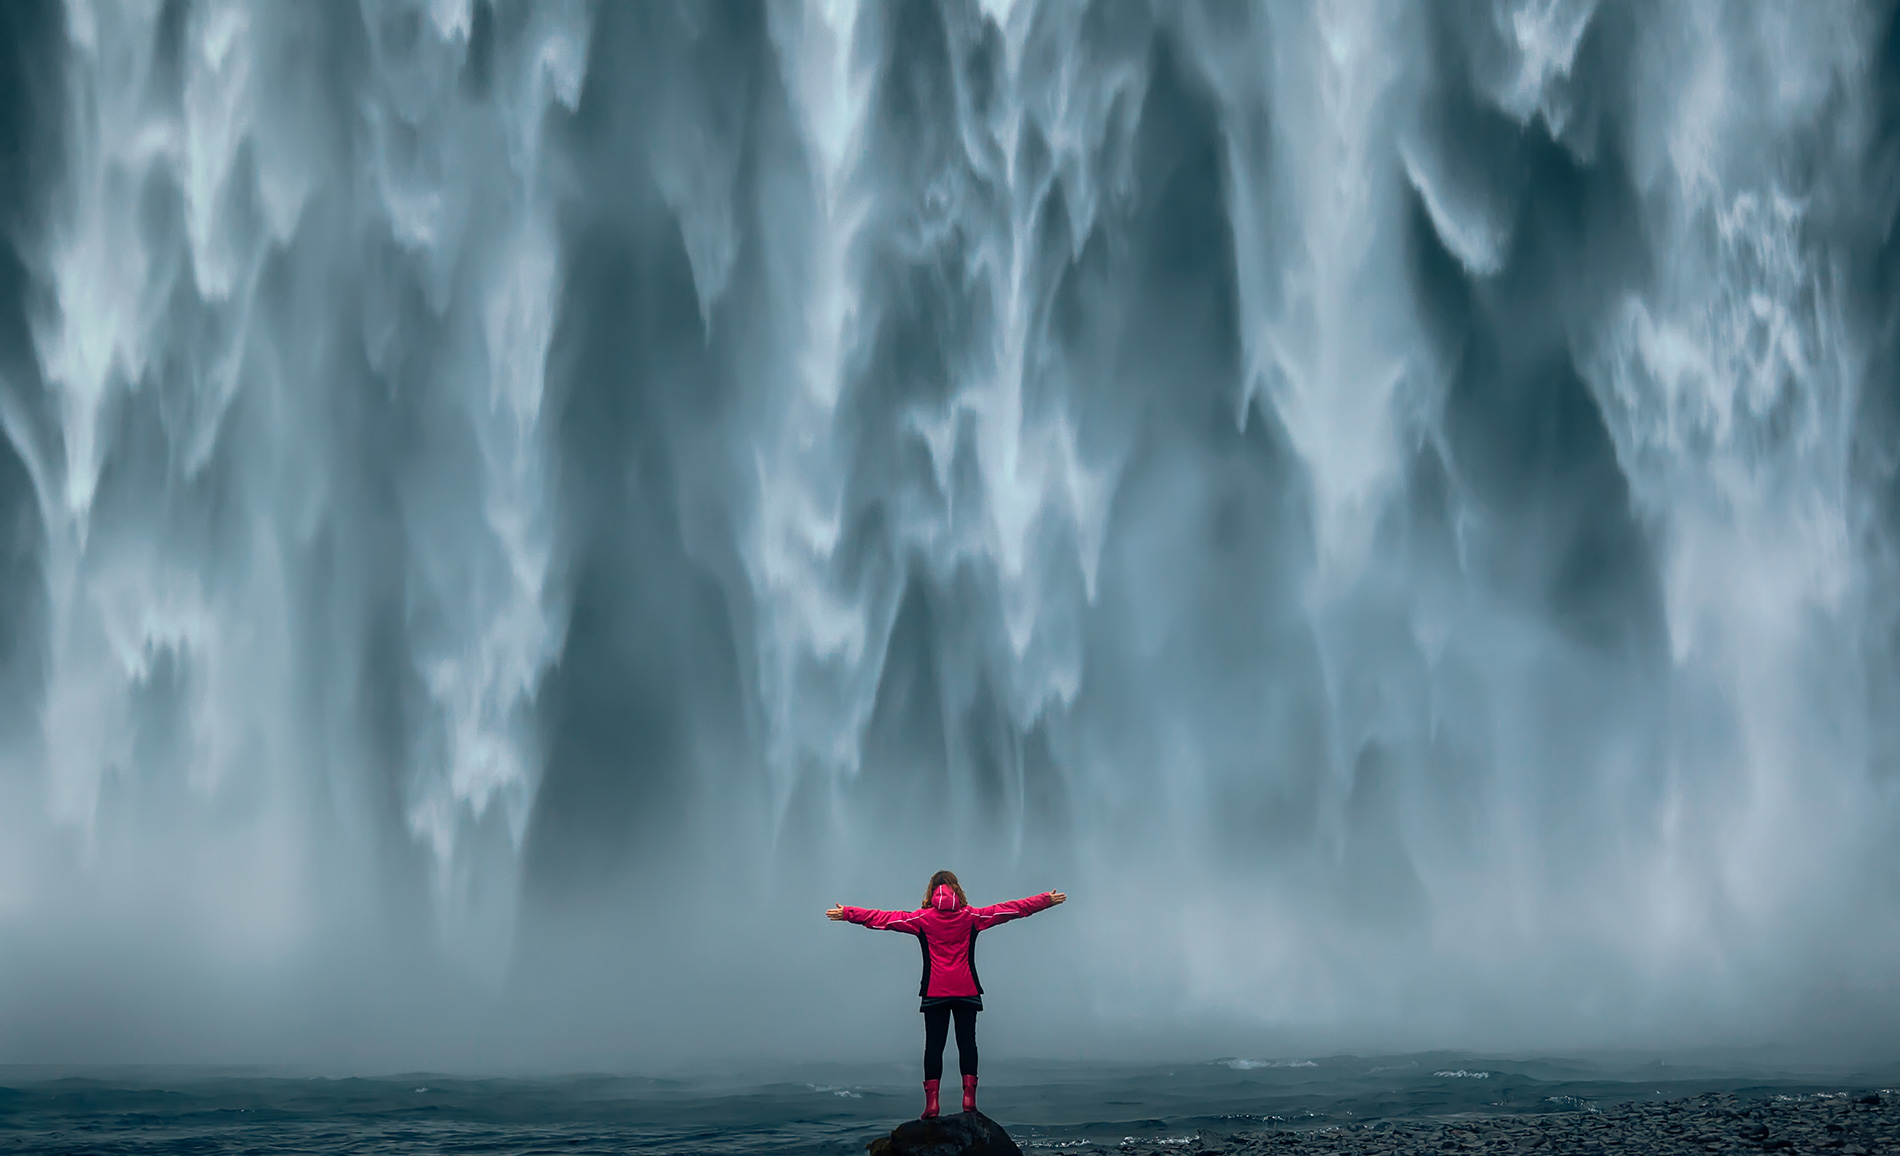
[6,1052,1896,1154]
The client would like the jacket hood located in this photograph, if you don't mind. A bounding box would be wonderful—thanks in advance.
[931,885,962,911]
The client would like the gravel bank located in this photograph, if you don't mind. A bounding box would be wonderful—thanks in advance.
[1097,1090,1895,1154]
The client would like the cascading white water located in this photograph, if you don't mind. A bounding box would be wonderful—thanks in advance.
[0,0,1896,1065]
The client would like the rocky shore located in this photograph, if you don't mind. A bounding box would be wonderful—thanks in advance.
[1095,1091,1895,1155]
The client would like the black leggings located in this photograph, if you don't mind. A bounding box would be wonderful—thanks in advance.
[922,1002,978,1081]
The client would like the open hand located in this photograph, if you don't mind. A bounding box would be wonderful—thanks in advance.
[1048,891,1066,905]
[826,904,847,921]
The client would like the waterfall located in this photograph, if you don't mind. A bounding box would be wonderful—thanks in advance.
[0,0,1895,1064]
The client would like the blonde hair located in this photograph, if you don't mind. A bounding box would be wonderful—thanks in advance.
[922,870,968,908]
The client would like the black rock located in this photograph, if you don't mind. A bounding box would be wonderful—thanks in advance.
[866,1110,1023,1156]
[1856,1093,1882,1106]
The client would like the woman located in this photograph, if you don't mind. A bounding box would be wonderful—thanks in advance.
[827,870,1067,1118]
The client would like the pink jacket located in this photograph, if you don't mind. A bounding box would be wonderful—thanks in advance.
[840,885,1056,999]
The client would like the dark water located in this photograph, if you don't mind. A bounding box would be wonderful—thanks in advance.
[4,1054,1896,1154]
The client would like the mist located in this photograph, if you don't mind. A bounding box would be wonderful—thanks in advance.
[1,0,1898,1071]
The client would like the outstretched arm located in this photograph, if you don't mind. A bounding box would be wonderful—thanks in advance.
[826,902,927,931]
[971,890,1065,930]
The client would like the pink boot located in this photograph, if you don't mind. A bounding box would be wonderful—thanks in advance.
[962,1074,978,1112]
[921,1079,940,1119]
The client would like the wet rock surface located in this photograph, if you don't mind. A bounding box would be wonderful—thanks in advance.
[869,1109,1024,1156]
[1105,1091,1896,1154]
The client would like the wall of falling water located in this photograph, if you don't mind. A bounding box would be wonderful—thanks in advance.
[0,0,1897,1065]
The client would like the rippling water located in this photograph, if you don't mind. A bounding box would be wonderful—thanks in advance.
[4,1055,1898,1154]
